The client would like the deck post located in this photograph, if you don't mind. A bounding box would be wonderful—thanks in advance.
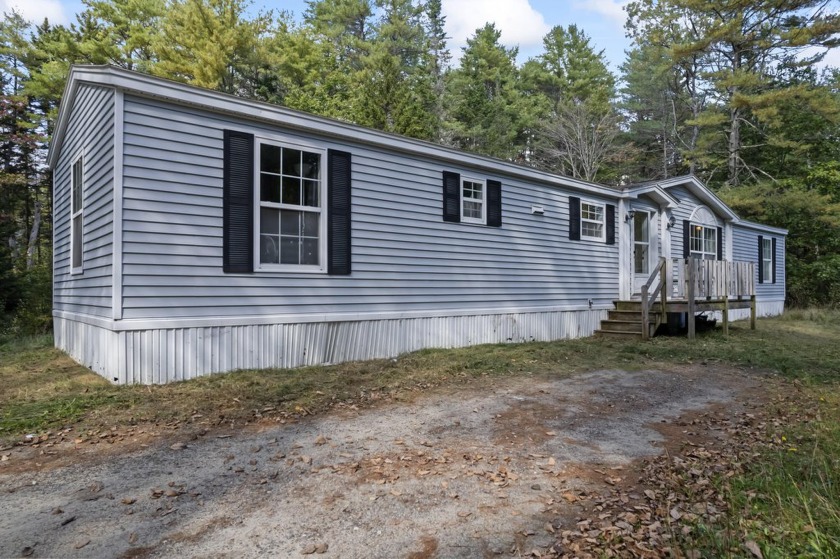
[722,296,729,336]
[660,257,668,325]
[687,259,696,339]
[641,284,649,340]
[750,294,757,330]
[722,265,729,336]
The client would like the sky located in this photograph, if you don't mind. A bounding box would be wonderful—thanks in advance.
[4,0,838,71]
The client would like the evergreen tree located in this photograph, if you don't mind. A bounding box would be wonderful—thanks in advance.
[79,0,165,72]
[445,23,529,160]
[627,0,840,186]
[0,12,50,315]
[522,25,619,180]
[355,0,438,139]
[152,0,271,95]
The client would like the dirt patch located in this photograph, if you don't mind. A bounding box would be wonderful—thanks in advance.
[0,366,771,558]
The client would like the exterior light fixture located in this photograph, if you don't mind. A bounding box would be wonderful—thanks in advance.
[625,209,636,223]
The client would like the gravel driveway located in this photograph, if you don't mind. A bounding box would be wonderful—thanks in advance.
[0,367,764,558]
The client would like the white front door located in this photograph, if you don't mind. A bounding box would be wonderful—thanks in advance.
[632,211,652,294]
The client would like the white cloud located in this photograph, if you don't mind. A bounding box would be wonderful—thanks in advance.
[1,0,67,25]
[443,0,551,54]
[574,0,628,27]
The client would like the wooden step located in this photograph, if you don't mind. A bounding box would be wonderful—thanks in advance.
[608,310,651,321]
[599,320,648,333]
[612,300,665,312]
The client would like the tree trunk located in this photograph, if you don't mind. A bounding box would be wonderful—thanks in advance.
[26,201,41,270]
[728,105,741,186]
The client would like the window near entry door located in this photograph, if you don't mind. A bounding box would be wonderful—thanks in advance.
[580,201,605,241]
[257,140,325,270]
[689,223,717,260]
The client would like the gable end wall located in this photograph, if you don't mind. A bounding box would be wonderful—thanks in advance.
[52,84,115,318]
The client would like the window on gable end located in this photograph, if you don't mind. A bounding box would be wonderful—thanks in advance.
[761,236,773,283]
[70,155,84,274]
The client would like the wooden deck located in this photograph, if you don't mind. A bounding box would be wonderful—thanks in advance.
[597,258,757,340]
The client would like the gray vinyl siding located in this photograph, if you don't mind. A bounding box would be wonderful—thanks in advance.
[53,84,114,317]
[732,225,786,301]
[120,95,619,320]
[668,185,724,258]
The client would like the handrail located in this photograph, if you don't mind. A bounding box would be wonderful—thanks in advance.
[640,257,667,340]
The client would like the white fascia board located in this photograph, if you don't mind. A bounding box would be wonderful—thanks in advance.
[733,219,788,236]
[630,175,740,222]
[46,75,82,169]
[49,65,622,199]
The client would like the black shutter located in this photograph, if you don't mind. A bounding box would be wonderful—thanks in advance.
[606,204,616,245]
[487,179,502,227]
[757,235,764,284]
[442,171,460,222]
[683,220,690,258]
[772,237,777,283]
[569,196,581,240]
[717,226,723,260]
[328,149,352,275]
[223,130,254,274]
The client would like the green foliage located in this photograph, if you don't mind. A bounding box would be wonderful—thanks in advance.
[444,23,530,160]
[721,181,840,307]
[626,0,840,186]
[9,263,53,336]
[152,0,272,94]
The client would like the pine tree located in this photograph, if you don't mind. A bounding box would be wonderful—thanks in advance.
[152,0,271,95]
[79,0,165,72]
[445,23,529,160]
[522,25,619,180]
[627,0,840,186]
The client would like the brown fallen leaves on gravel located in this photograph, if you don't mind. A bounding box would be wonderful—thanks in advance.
[538,394,802,559]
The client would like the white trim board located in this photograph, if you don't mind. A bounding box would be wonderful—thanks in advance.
[54,301,615,332]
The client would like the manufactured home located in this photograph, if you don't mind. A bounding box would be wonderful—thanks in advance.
[47,65,787,384]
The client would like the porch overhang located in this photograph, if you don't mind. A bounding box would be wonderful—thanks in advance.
[623,184,679,209]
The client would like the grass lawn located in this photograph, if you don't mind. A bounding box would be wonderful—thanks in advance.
[1,309,839,556]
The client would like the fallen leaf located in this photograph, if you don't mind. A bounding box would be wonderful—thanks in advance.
[170,442,186,451]
[121,498,136,505]
[74,540,90,549]
[128,532,138,544]
[745,540,763,559]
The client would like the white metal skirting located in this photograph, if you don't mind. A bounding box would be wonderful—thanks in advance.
[55,309,608,385]
[726,300,784,322]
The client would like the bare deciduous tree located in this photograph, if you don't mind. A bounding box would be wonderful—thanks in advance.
[538,102,620,182]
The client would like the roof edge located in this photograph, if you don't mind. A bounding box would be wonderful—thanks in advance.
[48,65,624,199]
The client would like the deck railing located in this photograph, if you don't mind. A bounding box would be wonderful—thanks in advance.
[668,258,755,300]
[641,258,756,340]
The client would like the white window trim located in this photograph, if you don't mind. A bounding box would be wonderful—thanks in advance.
[460,176,486,225]
[761,237,773,283]
[253,135,328,274]
[580,200,606,242]
[689,223,717,260]
[70,152,85,275]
